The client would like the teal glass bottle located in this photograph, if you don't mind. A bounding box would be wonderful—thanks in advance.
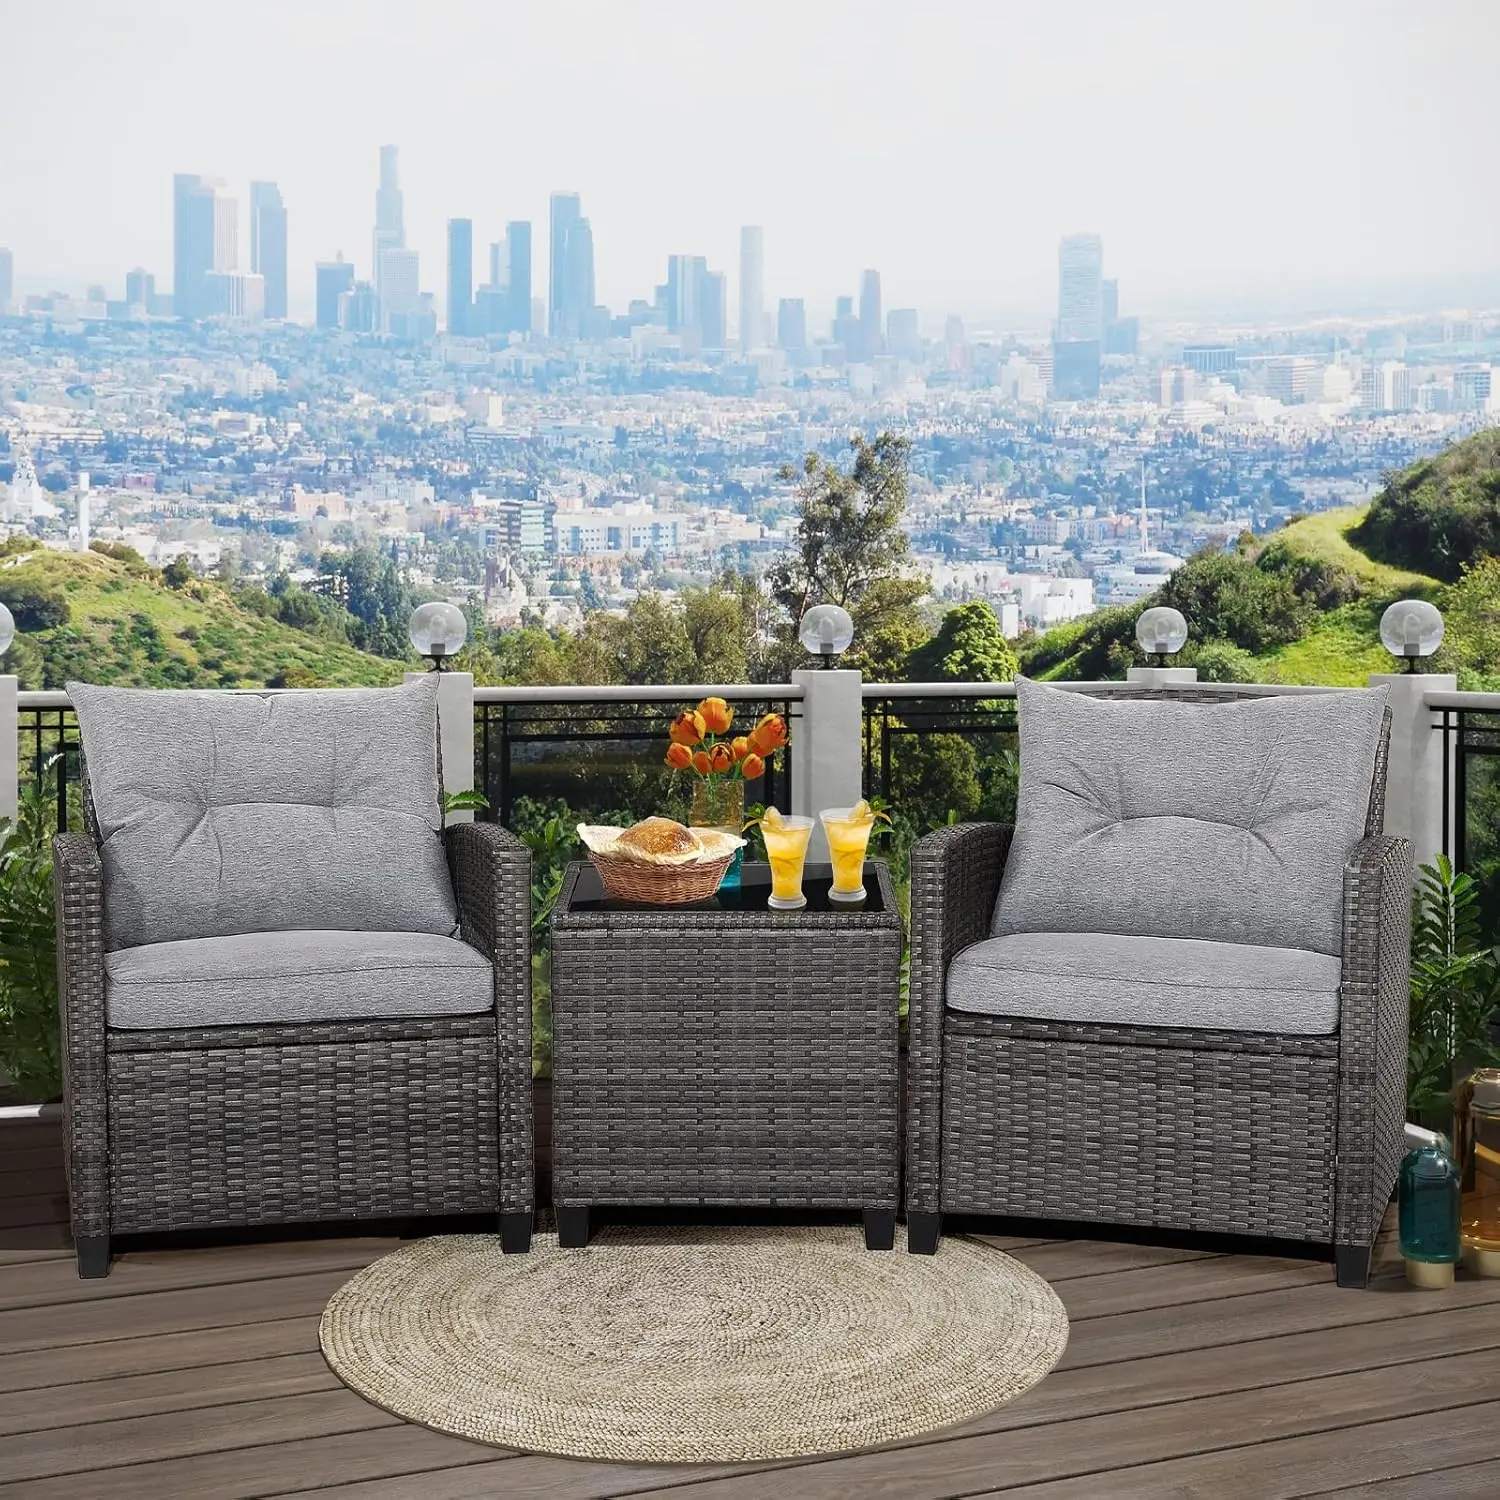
[1399,1136,1461,1289]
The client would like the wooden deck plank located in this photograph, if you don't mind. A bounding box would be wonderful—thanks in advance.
[981,1400,1500,1498]
[0,1316,317,1394]
[647,1355,1500,1500]
[1306,1459,1500,1497]
[0,1387,410,1485]
[0,1236,401,1312]
[1040,1252,1332,1319]
[0,1192,70,1230]
[0,1424,512,1500]
[0,1352,340,1438]
[983,1239,1224,1280]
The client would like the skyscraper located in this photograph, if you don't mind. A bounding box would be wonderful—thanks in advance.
[887,307,920,359]
[1053,232,1104,399]
[698,270,726,350]
[858,270,883,360]
[249,182,287,320]
[548,192,581,337]
[173,174,235,321]
[666,255,702,334]
[372,146,404,303]
[505,221,532,334]
[316,256,355,330]
[0,247,12,311]
[777,297,806,351]
[1101,277,1119,325]
[739,226,764,353]
[563,216,595,338]
[125,267,154,309]
[377,247,420,335]
[447,218,473,335]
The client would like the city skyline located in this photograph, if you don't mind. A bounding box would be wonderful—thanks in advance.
[2,2,1498,323]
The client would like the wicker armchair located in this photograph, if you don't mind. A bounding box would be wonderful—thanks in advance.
[54,680,534,1278]
[905,685,1412,1288]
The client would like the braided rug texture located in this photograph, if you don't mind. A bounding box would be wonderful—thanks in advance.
[319,1224,1069,1463]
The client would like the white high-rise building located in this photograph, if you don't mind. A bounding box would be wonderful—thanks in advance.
[1360,361,1414,413]
[738,226,764,353]
[372,145,405,303]
[1056,233,1104,344]
[377,247,420,333]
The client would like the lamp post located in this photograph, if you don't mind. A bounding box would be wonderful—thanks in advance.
[798,604,854,669]
[408,601,468,672]
[1126,606,1196,687]
[1379,600,1444,674]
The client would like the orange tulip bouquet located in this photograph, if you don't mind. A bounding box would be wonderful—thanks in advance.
[664,697,791,853]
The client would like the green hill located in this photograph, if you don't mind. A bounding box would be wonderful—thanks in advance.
[1021,427,1499,690]
[0,546,401,690]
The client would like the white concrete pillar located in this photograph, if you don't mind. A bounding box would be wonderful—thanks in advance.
[406,670,475,824]
[0,676,16,827]
[1370,671,1454,878]
[790,667,863,861]
[1125,665,1199,687]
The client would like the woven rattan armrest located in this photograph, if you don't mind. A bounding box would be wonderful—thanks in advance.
[905,822,1014,1226]
[445,820,535,1219]
[1333,832,1413,1263]
[52,833,110,1246]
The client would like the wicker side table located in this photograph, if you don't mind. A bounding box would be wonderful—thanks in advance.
[550,860,904,1250]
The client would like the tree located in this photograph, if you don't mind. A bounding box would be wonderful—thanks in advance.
[162,557,194,589]
[907,601,1018,684]
[766,432,928,679]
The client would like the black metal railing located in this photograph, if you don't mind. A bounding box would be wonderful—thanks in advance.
[474,689,799,833]
[17,698,80,832]
[861,685,1019,814]
[1436,699,1500,943]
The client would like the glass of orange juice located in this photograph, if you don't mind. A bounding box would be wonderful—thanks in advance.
[820,804,877,901]
[760,813,815,910]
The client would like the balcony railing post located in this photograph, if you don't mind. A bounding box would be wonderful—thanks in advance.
[1370,670,1456,879]
[790,667,863,862]
[0,675,16,828]
[406,670,475,825]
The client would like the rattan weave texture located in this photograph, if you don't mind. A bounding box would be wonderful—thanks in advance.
[54,818,535,1273]
[905,688,1410,1280]
[550,862,904,1216]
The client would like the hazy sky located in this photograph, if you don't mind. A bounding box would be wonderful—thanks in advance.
[3,1,1497,324]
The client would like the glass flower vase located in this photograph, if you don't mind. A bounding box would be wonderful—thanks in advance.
[690,775,745,890]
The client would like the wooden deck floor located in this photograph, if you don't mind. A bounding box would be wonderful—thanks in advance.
[4,1104,1500,1499]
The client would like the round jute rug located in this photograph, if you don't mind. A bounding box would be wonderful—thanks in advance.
[318,1224,1069,1464]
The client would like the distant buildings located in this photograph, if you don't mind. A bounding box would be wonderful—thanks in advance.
[1361,361,1414,413]
[315,256,355,330]
[777,297,806,351]
[377,247,421,336]
[173,174,237,320]
[249,181,287,320]
[739,226,764,353]
[372,145,404,304]
[858,269,883,360]
[1052,232,1103,399]
[887,307,920,359]
[549,192,597,339]
[505,221,532,335]
[554,503,679,556]
[1183,344,1237,375]
[1266,356,1316,405]
[447,218,473,335]
[0,247,12,312]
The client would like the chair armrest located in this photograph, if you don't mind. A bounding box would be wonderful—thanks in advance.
[446,821,534,1214]
[1335,833,1413,1250]
[52,833,110,1241]
[906,822,1014,1214]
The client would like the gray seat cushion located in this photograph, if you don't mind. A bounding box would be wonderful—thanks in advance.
[992,678,1388,956]
[948,931,1343,1035]
[71,676,457,950]
[105,929,494,1029]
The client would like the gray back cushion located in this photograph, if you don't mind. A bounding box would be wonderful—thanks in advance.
[71,676,458,950]
[993,679,1389,956]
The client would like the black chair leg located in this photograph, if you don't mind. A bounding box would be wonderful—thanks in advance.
[863,1207,896,1251]
[907,1211,942,1255]
[1335,1242,1373,1289]
[557,1206,591,1248]
[76,1235,110,1279]
[500,1211,532,1254]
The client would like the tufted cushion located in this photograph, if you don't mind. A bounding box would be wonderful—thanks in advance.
[71,676,458,950]
[992,678,1388,956]
[948,931,1343,1035]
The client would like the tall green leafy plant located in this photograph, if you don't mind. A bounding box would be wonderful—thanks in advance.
[1408,854,1500,1118]
[0,773,63,1101]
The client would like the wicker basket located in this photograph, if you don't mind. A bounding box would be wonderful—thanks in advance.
[587,848,735,905]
